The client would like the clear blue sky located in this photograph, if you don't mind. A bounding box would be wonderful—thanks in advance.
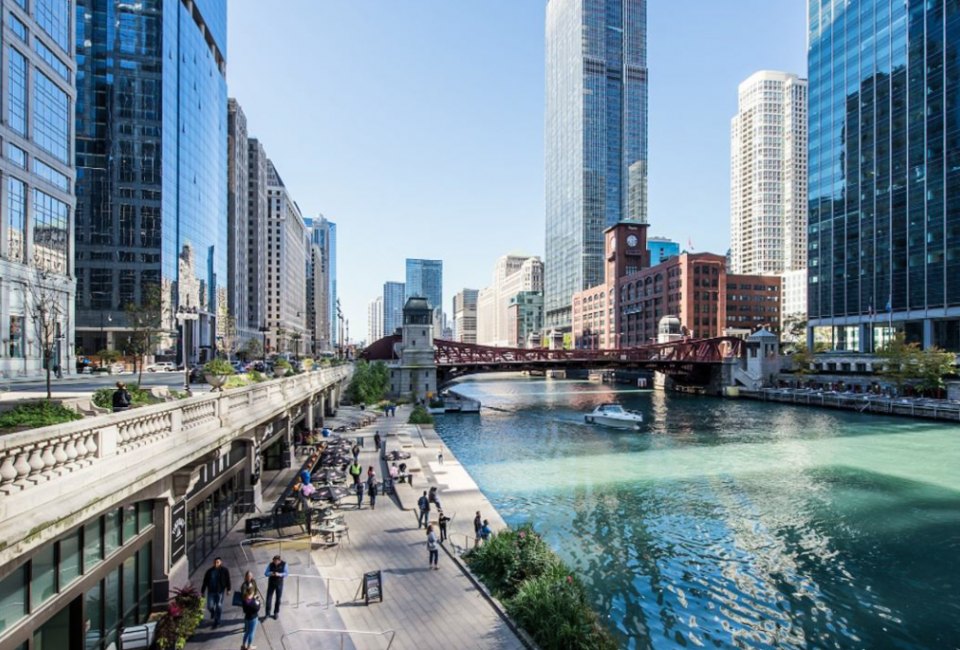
[227,1,807,342]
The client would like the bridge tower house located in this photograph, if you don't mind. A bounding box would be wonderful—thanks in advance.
[389,296,438,402]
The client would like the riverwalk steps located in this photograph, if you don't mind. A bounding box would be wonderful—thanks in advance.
[185,406,524,650]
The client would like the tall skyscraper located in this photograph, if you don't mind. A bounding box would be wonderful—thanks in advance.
[0,0,76,378]
[405,259,443,309]
[308,216,337,349]
[476,255,544,346]
[367,296,383,344]
[730,71,808,276]
[544,0,648,331]
[75,0,227,363]
[808,0,960,352]
[647,236,680,265]
[383,281,406,336]
[264,161,307,354]
[453,289,479,344]
[227,99,258,344]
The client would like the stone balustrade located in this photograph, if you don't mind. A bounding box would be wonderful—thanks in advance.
[0,366,351,566]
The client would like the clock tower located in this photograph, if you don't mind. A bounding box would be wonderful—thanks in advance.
[604,221,651,282]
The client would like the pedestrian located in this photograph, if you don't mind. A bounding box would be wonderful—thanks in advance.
[112,381,131,413]
[200,557,231,628]
[240,585,261,650]
[374,431,382,452]
[368,474,378,509]
[355,480,365,509]
[299,466,312,486]
[367,465,375,483]
[480,519,492,543]
[437,449,444,465]
[417,491,430,529]
[438,510,450,543]
[240,570,261,600]
[348,460,362,485]
[427,524,440,570]
[351,443,360,462]
[263,555,288,619]
[473,511,482,547]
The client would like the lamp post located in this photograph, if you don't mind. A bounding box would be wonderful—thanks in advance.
[259,324,269,367]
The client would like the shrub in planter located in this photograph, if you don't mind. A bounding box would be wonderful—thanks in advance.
[0,401,82,430]
[464,524,561,598]
[274,359,293,377]
[155,585,204,649]
[408,404,434,425]
[202,359,235,390]
[92,384,158,410]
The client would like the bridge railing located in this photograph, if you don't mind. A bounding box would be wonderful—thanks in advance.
[0,365,352,567]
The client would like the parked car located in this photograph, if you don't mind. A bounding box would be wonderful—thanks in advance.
[146,361,176,372]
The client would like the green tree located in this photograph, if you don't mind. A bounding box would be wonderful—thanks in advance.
[124,284,165,385]
[916,346,957,396]
[790,342,814,375]
[878,332,922,392]
[240,337,263,362]
[347,360,390,404]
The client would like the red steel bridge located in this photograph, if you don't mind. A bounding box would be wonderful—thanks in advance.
[362,335,746,386]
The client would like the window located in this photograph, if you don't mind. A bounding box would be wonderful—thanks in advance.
[8,48,27,135]
[7,178,26,262]
[32,189,69,273]
[33,158,70,191]
[9,315,24,358]
[31,544,55,609]
[34,39,69,81]
[33,71,69,162]
[58,530,81,589]
[104,509,120,556]
[9,14,26,40]
[6,144,26,168]
[35,0,69,52]
[0,566,26,633]
[83,519,101,572]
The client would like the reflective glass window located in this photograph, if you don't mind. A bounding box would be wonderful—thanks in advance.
[104,509,120,556]
[8,48,27,135]
[58,530,81,588]
[34,39,70,81]
[10,14,27,40]
[84,580,101,650]
[137,543,151,619]
[35,0,69,52]
[6,143,26,168]
[30,544,56,609]
[103,567,119,646]
[33,158,70,191]
[0,565,26,633]
[122,504,137,543]
[137,501,153,532]
[32,189,69,274]
[7,177,26,263]
[83,518,101,571]
[122,555,136,626]
[32,70,69,162]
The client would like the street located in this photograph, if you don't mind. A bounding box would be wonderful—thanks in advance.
[0,371,212,402]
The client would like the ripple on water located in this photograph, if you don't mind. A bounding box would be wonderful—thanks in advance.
[436,377,960,649]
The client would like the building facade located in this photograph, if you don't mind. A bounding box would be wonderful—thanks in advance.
[307,216,336,350]
[405,258,442,308]
[476,255,543,347]
[305,237,325,355]
[367,295,383,345]
[264,161,306,355]
[730,71,808,277]
[780,268,808,338]
[227,98,257,348]
[453,288,478,344]
[75,0,227,363]
[647,236,680,264]
[382,281,405,337]
[507,291,544,348]
[808,0,960,352]
[545,0,648,331]
[246,138,268,336]
[0,0,76,379]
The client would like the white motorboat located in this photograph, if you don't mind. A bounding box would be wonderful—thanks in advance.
[584,403,643,430]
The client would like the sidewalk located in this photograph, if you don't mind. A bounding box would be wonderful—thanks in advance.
[186,405,524,650]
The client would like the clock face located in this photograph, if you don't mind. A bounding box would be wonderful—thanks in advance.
[626,234,638,247]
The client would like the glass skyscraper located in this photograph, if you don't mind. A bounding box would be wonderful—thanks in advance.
[405,258,443,309]
[74,0,227,361]
[544,0,648,331]
[808,0,960,352]
[383,281,406,337]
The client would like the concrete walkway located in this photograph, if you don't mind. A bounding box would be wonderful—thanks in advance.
[185,405,523,650]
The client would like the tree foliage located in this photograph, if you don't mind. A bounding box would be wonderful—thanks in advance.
[124,284,165,385]
[240,337,263,361]
[26,273,69,399]
[878,332,956,394]
[347,360,389,404]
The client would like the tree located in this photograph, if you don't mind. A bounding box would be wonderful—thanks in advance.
[125,284,165,385]
[782,314,807,343]
[347,360,390,404]
[219,314,238,360]
[789,342,814,375]
[25,273,69,399]
[877,331,922,392]
[916,346,957,396]
[240,338,263,362]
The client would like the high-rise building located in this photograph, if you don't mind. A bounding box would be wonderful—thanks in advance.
[453,289,479,344]
[808,0,960,352]
[383,281,406,337]
[308,216,336,350]
[476,255,544,346]
[75,0,227,363]
[508,291,544,348]
[545,0,648,331]
[247,138,269,335]
[305,236,325,355]
[227,99,258,346]
[647,236,680,265]
[264,161,307,354]
[405,259,443,308]
[367,296,383,345]
[0,0,76,378]
[730,71,808,277]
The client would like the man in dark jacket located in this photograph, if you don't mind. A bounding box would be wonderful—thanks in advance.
[263,555,288,619]
[112,382,131,412]
[200,557,231,627]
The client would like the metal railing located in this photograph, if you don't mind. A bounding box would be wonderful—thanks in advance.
[287,574,357,609]
[281,627,396,650]
[449,532,478,556]
[239,537,313,569]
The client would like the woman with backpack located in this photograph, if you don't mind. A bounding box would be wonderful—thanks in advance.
[240,585,261,650]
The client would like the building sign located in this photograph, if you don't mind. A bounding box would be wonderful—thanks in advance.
[170,499,186,563]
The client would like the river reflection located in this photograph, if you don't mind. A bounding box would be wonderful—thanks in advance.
[434,375,960,649]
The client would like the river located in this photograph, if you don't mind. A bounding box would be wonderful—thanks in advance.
[433,374,960,649]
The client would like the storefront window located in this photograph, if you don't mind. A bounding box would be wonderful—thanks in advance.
[9,315,24,358]
[30,545,56,609]
[137,501,153,532]
[122,504,137,543]
[84,580,102,650]
[104,510,120,556]
[103,568,119,648]
[84,519,102,572]
[122,556,136,627]
[33,605,70,650]
[58,530,81,588]
[0,565,26,633]
[137,543,152,620]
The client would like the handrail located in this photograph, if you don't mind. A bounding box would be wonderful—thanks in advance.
[281,627,396,650]
[287,574,357,609]
[449,531,478,556]
[239,537,312,569]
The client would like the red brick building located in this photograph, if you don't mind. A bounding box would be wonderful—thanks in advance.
[572,223,781,349]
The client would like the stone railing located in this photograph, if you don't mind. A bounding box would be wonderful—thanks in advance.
[0,366,351,496]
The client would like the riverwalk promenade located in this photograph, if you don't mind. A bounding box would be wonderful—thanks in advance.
[185,405,523,650]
